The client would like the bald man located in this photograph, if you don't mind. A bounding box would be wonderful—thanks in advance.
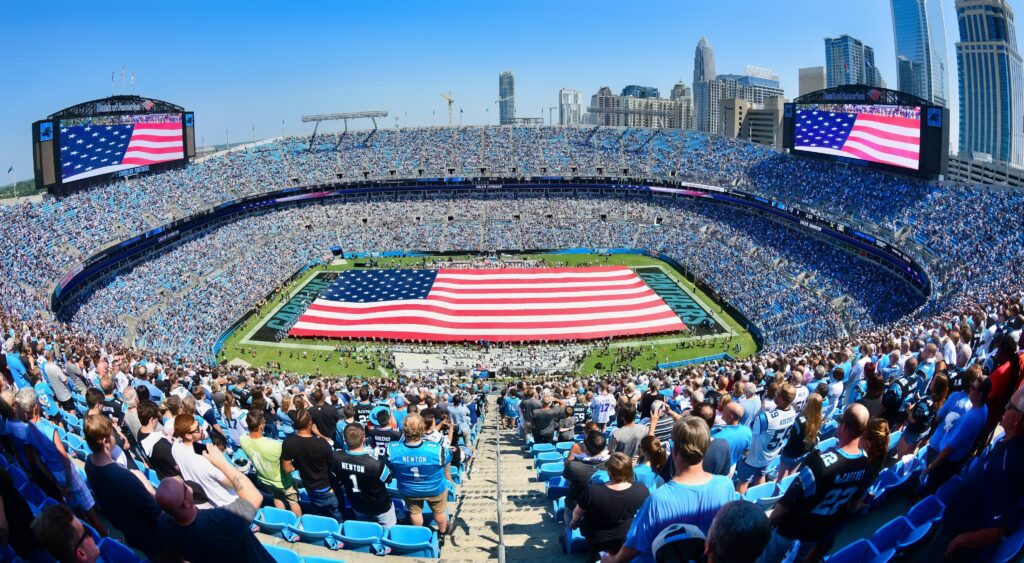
[154,447,274,563]
[758,403,872,563]
[712,402,751,474]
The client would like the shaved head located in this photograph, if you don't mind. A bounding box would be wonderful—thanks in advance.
[839,403,869,444]
[725,401,744,423]
[156,478,195,526]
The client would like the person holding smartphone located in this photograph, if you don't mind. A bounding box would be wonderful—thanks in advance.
[170,414,240,508]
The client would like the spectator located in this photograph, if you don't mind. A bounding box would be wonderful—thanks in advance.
[897,372,947,457]
[634,436,667,491]
[983,334,1021,441]
[388,413,452,536]
[704,500,770,563]
[759,404,875,562]
[530,395,565,444]
[921,375,991,496]
[738,383,760,427]
[281,408,343,521]
[138,401,178,479]
[691,402,732,478]
[154,452,273,562]
[736,384,797,494]
[30,504,100,563]
[564,430,610,513]
[367,409,402,459]
[608,416,738,563]
[922,386,1024,561]
[42,350,72,411]
[170,414,239,508]
[571,452,650,562]
[608,402,647,460]
[712,402,752,474]
[239,410,301,517]
[306,388,341,442]
[777,393,822,482]
[335,422,397,528]
[82,414,161,557]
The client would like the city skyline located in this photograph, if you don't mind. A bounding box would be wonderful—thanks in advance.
[0,0,1010,180]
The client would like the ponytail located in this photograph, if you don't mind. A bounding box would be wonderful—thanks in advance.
[640,435,667,472]
[861,417,890,475]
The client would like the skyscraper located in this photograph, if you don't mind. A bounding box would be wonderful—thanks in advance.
[694,37,715,86]
[825,35,883,87]
[891,0,949,106]
[498,71,515,125]
[559,88,585,125]
[798,66,826,96]
[670,82,694,129]
[956,0,1024,164]
[693,37,716,133]
[695,72,784,133]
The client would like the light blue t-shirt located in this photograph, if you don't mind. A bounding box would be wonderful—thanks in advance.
[713,424,753,467]
[623,477,739,562]
[739,397,761,427]
[633,463,666,492]
[938,403,987,462]
[929,391,971,450]
[387,439,451,497]
[6,353,30,389]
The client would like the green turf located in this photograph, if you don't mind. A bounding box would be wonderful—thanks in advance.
[218,253,758,376]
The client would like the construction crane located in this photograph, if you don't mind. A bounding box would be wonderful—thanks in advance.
[440,92,454,127]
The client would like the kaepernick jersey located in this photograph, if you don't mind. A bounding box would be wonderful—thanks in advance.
[367,427,402,459]
[745,406,798,467]
[777,448,873,541]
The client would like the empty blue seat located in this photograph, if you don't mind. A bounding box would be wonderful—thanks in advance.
[743,482,781,509]
[906,496,945,527]
[98,537,142,563]
[536,451,562,465]
[778,473,798,494]
[382,525,440,558]
[564,524,587,554]
[816,437,838,452]
[262,544,303,563]
[334,520,384,554]
[825,539,885,562]
[531,443,556,457]
[870,516,927,554]
[18,482,57,516]
[252,507,300,541]
[537,462,564,482]
[552,497,565,524]
[285,514,340,548]
[546,476,570,500]
[887,430,902,452]
[7,465,28,490]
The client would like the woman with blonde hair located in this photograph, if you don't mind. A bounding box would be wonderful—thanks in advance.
[861,417,891,476]
[777,393,823,481]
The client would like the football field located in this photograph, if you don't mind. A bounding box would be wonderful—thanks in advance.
[217,253,757,376]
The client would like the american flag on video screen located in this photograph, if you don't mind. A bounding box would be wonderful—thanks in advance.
[794,109,920,170]
[288,266,687,342]
[60,118,183,182]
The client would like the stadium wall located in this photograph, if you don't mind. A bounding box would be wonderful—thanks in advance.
[50,176,932,323]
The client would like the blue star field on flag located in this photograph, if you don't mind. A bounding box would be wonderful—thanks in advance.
[794,110,855,150]
[59,124,133,176]
[319,269,438,303]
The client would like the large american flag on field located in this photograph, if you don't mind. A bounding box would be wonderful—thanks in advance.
[59,115,184,182]
[288,266,687,342]
[794,108,921,170]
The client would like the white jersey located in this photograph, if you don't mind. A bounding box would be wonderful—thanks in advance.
[792,386,810,413]
[591,393,616,424]
[745,406,798,468]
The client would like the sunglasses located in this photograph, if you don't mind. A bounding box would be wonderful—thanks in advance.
[74,526,90,549]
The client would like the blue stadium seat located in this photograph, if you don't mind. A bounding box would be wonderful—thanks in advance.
[778,473,798,494]
[869,515,928,554]
[906,495,945,528]
[382,525,440,558]
[18,482,58,516]
[546,476,570,500]
[743,482,781,509]
[285,514,340,548]
[7,465,28,490]
[251,507,300,541]
[304,557,350,563]
[991,526,1024,563]
[824,539,886,562]
[536,451,562,465]
[934,475,962,504]
[887,430,902,452]
[552,497,565,524]
[563,524,587,554]
[816,437,838,453]
[530,443,555,457]
[262,544,303,563]
[554,441,574,453]
[537,462,564,482]
[333,520,384,554]
[98,537,142,563]
[65,433,90,460]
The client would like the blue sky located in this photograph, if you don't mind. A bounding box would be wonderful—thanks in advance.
[0,0,988,182]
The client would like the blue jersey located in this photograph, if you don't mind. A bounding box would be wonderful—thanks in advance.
[930,391,971,449]
[713,424,752,467]
[938,403,987,462]
[623,477,738,562]
[387,439,451,497]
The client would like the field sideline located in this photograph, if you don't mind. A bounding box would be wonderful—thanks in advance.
[217,253,758,376]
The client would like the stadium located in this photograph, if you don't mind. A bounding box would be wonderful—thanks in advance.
[2,20,1024,563]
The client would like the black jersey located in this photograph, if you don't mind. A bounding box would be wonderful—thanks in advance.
[354,402,374,427]
[780,415,814,460]
[367,427,402,459]
[777,448,873,541]
[333,449,393,515]
[905,397,936,436]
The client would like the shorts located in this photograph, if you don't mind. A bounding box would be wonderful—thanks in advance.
[270,485,300,508]
[734,458,768,484]
[779,453,807,469]
[404,491,447,517]
[64,466,95,511]
[353,504,398,528]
